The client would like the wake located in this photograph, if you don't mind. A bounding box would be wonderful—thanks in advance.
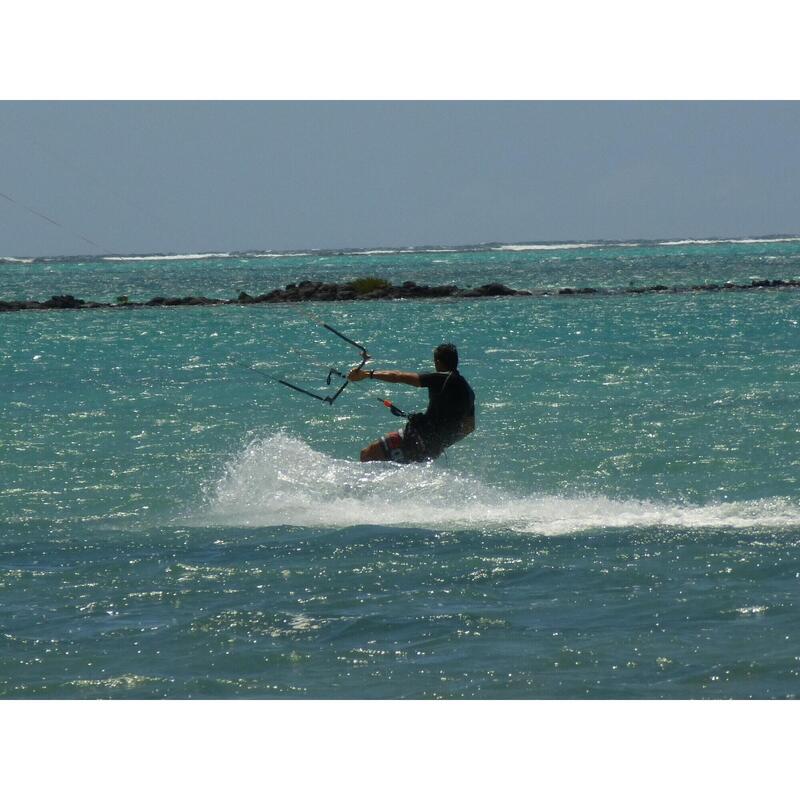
[193,433,800,535]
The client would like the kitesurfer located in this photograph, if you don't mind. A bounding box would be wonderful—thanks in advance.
[348,343,475,463]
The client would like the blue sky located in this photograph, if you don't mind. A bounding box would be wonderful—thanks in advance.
[1,101,798,257]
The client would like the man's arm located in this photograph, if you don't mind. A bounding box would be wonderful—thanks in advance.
[347,368,422,387]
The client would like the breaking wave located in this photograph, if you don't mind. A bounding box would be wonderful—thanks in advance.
[242,252,314,258]
[658,237,800,246]
[192,434,800,535]
[350,248,459,255]
[493,243,601,252]
[103,252,232,261]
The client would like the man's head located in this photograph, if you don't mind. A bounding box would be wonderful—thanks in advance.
[433,343,459,371]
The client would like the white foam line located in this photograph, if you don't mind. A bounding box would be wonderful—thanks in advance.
[659,237,800,246]
[493,243,601,251]
[354,247,458,256]
[243,252,313,258]
[352,248,460,255]
[103,252,232,261]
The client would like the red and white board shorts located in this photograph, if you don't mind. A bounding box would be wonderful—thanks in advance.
[380,426,433,463]
[380,429,408,463]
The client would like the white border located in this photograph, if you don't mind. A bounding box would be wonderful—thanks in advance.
[1,701,796,798]
[2,2,798,794]
[2,1,799,100]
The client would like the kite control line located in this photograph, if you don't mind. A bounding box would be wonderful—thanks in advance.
[236,316,370,406]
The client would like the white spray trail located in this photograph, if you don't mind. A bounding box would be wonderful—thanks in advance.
[194,434,800,535]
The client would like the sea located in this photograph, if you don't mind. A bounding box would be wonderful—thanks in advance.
[2,236,800,699]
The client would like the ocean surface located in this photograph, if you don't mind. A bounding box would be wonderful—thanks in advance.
[2,237,800,698]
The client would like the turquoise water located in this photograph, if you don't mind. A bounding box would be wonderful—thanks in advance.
[2,238,800,698]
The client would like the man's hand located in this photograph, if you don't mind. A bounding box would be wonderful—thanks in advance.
[348,367,368,381]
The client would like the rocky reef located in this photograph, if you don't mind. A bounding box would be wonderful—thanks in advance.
[0,280,529,312]
[2,278,800,312]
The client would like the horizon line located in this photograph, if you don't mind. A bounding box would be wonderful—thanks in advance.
[3,232,800,263]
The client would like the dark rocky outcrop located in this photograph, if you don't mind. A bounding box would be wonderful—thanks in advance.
[458,282,531,298]
[3,278,800,313]
[42,294,85,309]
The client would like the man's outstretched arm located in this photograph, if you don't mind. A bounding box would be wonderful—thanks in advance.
[348,368,422,387]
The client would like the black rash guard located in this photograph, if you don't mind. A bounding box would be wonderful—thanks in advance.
[410,370,475,456]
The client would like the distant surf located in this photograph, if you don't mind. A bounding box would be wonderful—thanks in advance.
[103,253,233,261]
[4,235,800,265]
[193,434,800,535]
[492,243,601,251]
[658,237,800,246]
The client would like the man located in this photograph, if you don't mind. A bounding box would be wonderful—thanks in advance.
[348,342,475,463]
